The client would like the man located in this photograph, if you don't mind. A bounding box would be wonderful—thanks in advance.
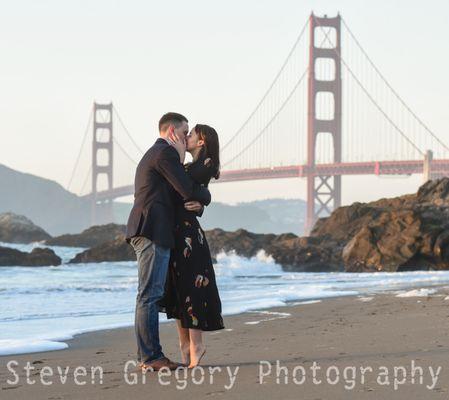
[126,112,210,371]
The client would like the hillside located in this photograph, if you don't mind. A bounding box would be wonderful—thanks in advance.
[0,163,307,236]
[0,163,91,235]
[114,198,306,235]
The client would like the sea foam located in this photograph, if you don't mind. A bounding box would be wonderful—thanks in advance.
[2,244,449,355]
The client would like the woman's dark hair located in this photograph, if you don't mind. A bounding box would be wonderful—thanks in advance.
[194,124,220,179]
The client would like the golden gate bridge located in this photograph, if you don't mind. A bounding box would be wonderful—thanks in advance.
[67,13,449,234]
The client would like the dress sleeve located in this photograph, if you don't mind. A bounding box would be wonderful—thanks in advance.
[187,157,217,187]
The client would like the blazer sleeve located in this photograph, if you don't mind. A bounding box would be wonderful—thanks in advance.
[156,146,211,205]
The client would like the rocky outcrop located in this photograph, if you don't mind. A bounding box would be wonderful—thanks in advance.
[266,236,344,272]
[0,213,52,244]
[204,229,341,272]
[67,229,296,266]
[45,224,126,248]
[66,177,449,272]
[313,178,449,272]
[205,228,296,258]
[203,181,449,272]
[0,246,61,266]
[67,229,339,272]
[69,237,135,264]
[67,229,342,272]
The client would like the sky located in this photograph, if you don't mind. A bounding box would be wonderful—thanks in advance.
[1,0,448,205]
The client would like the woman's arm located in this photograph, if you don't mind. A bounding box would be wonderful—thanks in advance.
[183,157,216,216]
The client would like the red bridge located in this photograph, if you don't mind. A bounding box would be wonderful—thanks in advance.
[69,13,449,234]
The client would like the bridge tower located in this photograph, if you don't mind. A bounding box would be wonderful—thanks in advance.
[91,102,114,226]
[305,13,342,235]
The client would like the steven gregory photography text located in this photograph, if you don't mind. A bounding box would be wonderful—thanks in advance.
[3,359,442,391]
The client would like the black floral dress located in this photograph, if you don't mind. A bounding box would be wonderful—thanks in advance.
[159,155,225,331]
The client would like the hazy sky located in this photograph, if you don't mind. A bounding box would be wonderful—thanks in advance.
[1,0,448,205]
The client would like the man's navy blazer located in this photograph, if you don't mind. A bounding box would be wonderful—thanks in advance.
[125,138,211,248]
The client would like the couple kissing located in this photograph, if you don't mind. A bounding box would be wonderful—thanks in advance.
[125,112,225,372]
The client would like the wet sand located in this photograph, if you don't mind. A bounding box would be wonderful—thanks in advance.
[1,286,449,399]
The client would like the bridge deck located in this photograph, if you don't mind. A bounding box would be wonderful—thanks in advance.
[84,159,449,201]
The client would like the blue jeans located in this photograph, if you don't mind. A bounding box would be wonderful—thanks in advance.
[130,236,171,364]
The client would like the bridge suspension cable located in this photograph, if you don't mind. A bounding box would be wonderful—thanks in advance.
[77,14,448,199]
[314,17,424,156]
[77,105,140,195]
[112,105,145,154]
[341,17,449,153]
[66,108,93,191]
[79,166,91,196]
[222,25,338,168]
[223,66,309,167]
[113,137,139,165]
[221,17,309,152]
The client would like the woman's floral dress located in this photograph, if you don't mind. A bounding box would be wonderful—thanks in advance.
[159,155,225,331]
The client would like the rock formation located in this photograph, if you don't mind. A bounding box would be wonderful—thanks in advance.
[69,237,135,264]
[63,177,449,272]
[0,246,61,267]
[45,223,125,248]
[0,212,51,244]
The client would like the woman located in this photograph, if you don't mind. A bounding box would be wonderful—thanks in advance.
[159,124,225,368]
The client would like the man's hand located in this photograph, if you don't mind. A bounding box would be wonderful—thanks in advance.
[167,132,186,164]
[184,201,203,213]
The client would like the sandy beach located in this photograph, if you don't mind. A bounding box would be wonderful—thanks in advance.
[1,286,448,400]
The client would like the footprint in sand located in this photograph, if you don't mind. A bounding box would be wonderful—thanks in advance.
[206,390,226,396]
[2,385,21,390]
[102,384,120,390]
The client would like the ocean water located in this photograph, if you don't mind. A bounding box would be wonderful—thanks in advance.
[1,240,449,356]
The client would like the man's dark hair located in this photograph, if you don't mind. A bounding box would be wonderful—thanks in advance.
[158,112,188,132]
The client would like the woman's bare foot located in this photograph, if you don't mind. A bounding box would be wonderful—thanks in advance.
[188,344,206,368]
[176,320,191,366]
[180,343,190,365]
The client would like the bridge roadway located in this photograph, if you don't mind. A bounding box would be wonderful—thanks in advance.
[84,158,449,201]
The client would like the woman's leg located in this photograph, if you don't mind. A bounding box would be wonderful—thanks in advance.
[188,328,206,367]
[176,319,190,365]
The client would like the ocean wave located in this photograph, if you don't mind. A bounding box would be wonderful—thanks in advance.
[2,251,449,356]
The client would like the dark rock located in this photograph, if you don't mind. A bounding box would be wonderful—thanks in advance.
[0,246,61,266]
[66,177,449,272]
[45,224,126,247]
[205,177,449,272]
[205,228,342,272]
[267,236,343,272]
[205,228,278,258]
[66,227,343,272]
[69,236,135,264]
[336,177,449,272]
[0,212,52,244]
